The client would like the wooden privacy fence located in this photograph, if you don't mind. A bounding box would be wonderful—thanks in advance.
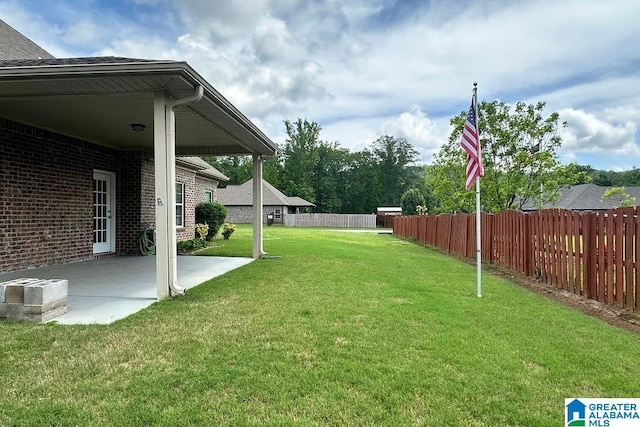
[393,208,639,312]
[376,214,397,228]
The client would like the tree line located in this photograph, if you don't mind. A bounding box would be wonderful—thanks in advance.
[204,119,424,214]
[205,103,637,215]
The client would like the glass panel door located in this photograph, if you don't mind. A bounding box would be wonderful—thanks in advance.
[92,171,114,254]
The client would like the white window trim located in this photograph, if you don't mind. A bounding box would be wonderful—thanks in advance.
[204,190,213,203]
[274,208,282,219]
[176,182,185,228]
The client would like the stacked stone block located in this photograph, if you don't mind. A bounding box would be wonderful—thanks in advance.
[0,278,68,322]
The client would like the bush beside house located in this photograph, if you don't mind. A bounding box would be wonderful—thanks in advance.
[195,202,228,240]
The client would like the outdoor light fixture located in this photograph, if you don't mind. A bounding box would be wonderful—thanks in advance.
[130,123,146,132]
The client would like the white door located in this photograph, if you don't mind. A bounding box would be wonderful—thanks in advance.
[92,171,115,254]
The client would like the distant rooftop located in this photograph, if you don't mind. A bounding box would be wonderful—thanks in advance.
[217,179,315,207]
[522,183,640,211]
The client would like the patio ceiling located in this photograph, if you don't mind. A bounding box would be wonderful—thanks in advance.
[0,57,278,156]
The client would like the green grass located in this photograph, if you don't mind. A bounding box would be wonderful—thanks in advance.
[1,227,639,426]
[196,224,257,257]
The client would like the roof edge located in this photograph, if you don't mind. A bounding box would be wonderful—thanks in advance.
[0,56,279,157]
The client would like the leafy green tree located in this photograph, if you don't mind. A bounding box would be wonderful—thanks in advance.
[203,155,281,188]
[280,119,321,203]
[589,167,640,186]
[341,150,380,213]
[602,186,637,208]
[371,135,419,206]
[400,188,426,215]
[202,155,252,186]
[313,142,349,212]
[205,121,426,215]
[427,100,588,213]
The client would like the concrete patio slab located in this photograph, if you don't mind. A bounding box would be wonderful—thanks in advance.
[0,255,253,325]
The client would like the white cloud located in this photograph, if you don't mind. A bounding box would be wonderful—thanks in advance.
[3,0,640,170]
[559,108,640,156]
[380,107,450,164]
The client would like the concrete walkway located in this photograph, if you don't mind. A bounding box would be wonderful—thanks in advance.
[0,256,253,325]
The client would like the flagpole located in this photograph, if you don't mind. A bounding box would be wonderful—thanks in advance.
[473,83,482,298]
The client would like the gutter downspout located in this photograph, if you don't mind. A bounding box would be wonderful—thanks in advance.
[165,85,204,296]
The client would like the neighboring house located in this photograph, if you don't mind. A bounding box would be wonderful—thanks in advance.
[217,179,315,224]
[521,183,640,212]
[0,20,278,298]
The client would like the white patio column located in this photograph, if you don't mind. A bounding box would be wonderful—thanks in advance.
[154,86,202,299]
[252,154,265,258]
[153,91,170,300]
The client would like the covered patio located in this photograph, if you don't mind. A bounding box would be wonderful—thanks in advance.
[0,255,253,325]
[0,56,278,304]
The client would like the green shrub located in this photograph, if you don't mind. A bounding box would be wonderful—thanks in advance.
[195,202,228,240]
[221,223,237,240]
[195,223,209,240]
[401,188,426,215]
[177,238,206,252]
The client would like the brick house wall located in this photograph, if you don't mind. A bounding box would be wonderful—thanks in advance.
[141,164,220,243]
[0,117,220,273]
[225,205,285,224]
[118,152,146,255]
[175,166,196,241]
[0,118,129,273]
[140,158,155,230]
[195,176,217,205]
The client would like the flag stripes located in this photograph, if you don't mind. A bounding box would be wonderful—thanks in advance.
[461,97,483,190]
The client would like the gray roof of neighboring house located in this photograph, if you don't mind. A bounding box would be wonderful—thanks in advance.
[0,20,54,60]
[216,179,315,207]
[176,156,229,181]
[522,183,640,211]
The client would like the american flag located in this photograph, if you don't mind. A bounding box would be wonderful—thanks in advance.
[460,97,483,190]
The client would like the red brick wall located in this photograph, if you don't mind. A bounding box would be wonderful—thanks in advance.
[0,118,129,273]
[176,167,195,241]
[0,117,219,273]
[195,176,218,205]
[142,165,219,243]
[117,152,147,255]
[140,158,156,230]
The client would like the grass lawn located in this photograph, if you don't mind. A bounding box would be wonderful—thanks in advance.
[1,225,639,426]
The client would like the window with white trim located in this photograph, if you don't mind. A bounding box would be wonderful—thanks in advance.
[204,190,213,203]
[176,182,185,227]
[274,208,281,220]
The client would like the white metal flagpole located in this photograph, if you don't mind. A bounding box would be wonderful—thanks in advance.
[473,84,482,298]
[475,175,481,297]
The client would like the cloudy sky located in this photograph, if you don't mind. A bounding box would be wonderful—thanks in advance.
[2,0,639,170]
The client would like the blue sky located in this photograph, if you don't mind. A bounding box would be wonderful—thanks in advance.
[2,0,639,171]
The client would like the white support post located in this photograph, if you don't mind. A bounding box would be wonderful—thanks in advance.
[252,154,265,258]
[153,91,170,300]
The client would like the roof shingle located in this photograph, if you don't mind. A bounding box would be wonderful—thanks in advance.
[522,183,640,211]
[0,19,54,61]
